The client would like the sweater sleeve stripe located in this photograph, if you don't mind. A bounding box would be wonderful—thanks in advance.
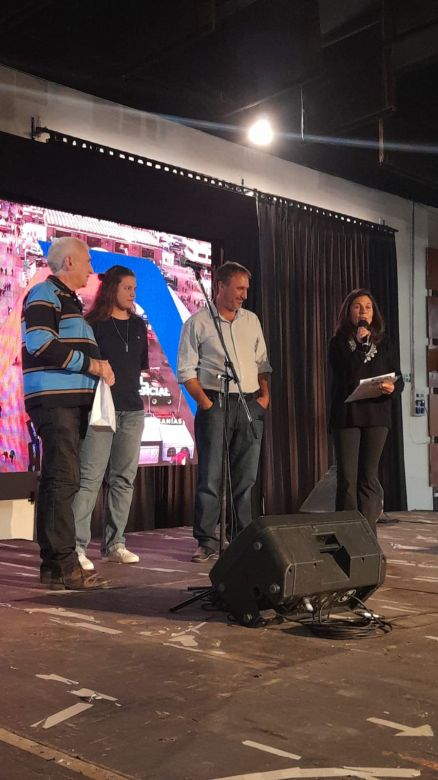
[26,325,59,338]
[25,300,56,310]
[62,350,74,369]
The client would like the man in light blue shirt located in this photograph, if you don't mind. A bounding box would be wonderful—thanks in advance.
[177,261,272,562]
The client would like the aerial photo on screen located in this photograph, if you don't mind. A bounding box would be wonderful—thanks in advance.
[0,198,212,472]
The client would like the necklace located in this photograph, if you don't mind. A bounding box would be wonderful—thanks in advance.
[111,317,129,352]
[348,337,377,363]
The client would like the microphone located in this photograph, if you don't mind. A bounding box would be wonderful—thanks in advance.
[179,257,211,273]
[357,319,370,344]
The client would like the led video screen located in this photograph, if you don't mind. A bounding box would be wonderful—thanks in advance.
[0,198,212,472]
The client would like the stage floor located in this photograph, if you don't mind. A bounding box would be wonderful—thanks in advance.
[0,513,437,780]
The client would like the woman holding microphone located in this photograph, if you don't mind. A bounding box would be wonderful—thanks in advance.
[329,288,404,534]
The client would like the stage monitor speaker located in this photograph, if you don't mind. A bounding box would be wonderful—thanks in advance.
[209,511,386,626]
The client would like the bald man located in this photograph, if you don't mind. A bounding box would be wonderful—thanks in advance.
[22,237,114,590]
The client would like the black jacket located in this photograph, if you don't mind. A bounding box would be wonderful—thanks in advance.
[329,333,404,429]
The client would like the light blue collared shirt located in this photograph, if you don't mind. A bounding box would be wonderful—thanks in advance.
[177,305,272,393]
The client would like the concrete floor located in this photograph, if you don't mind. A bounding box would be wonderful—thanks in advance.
[0,513,437,780]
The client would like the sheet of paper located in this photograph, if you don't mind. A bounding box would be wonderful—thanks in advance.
[345,373,398,403]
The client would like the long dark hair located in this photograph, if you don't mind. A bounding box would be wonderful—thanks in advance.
[335,288,385,343]
[86,265,135,324]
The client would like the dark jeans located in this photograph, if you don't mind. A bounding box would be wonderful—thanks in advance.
[194,392,265,550]
[29,406,88,577]
[334,426,388,534]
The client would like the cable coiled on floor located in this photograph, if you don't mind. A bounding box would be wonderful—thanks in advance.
[308,594,392,639]
[308,611,392,639]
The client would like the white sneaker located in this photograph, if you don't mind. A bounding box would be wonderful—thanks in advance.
[102,548,140,564]
[77,551,95,571]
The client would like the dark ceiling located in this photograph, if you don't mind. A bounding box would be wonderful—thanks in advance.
[1,0,438,206]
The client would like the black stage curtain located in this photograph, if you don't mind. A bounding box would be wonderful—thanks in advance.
[368,233,407,511]
[256,200,407,514]
[0,132,406,528]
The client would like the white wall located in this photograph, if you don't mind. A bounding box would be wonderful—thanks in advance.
[0,65,435,509]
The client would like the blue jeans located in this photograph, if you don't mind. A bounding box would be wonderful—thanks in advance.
[73,410,144,556]
[194,392,265,550]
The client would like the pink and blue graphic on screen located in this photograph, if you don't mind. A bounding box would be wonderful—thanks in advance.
[0,198,211,472]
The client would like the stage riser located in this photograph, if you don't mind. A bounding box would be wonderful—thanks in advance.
[0,499,35,541]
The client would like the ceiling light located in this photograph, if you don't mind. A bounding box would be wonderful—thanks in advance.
[248,118,274,146]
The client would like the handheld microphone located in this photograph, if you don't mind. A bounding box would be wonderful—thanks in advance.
[357,319,370,344]
[180,256,211,272]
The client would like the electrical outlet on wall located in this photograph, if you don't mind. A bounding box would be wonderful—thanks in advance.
[411,388,426,417]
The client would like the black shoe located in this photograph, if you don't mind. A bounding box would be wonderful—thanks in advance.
[191,546,216,563]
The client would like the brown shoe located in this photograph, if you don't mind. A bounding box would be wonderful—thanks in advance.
[191,546,217,563]
[42,567,110,591]
[63,568,110,590]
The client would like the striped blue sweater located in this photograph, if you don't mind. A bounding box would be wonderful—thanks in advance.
[21,275,100,410]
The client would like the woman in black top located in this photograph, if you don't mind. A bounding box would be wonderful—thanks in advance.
[73,265,149,569]
[329,288,403,534]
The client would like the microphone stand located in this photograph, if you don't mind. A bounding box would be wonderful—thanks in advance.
[170,266,258,614]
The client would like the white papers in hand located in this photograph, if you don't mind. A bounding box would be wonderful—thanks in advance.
[345,372,398,403]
